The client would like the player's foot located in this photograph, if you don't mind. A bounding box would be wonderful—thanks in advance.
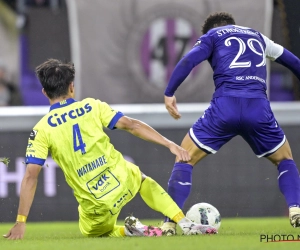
[161,222,176,236]
[179,219,217,235]
[289,207,300,228]
[182,223,217,235]
[124,216,163,237]
[177,217,217,235]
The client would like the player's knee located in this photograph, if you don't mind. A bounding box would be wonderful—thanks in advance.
[177,155,201,166]
[270,156,293,166]
[267,144,293,166]
[277,157,294,166]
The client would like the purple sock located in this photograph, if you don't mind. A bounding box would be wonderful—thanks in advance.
[165,162,193,222]
[278,159,300,208]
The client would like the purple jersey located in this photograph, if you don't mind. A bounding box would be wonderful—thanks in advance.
[202,25,271,98]
[164,24,300,156]
[165,25,284,99]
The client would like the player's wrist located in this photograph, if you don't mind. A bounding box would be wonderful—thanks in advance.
[166,140,175,149]
[16,214,27,223]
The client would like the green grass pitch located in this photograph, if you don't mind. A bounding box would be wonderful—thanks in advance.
[1,217,300,250]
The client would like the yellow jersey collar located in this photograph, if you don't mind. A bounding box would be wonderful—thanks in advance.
[49,98,77,111]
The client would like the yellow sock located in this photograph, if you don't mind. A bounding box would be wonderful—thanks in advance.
[172,211,185,223]
[106,225,126,237]
[139,177,182,220]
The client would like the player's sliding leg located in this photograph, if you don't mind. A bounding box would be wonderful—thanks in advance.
[139,176,183,220]
[122,175,179,237]
[162,133,208,235]
[267,140,300,227]
[139,175,216,235]
[79,206,125,237]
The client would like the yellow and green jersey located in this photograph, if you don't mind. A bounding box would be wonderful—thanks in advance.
[25,98,126,211]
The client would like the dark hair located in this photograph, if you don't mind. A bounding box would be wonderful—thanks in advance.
[202,12,235,34]
[35,59,75,99]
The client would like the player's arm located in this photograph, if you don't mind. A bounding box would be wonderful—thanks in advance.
[4,127,47,240]
[164,38,212,119]
[115,116,191,162]
[4,164,42,240]
[275,49,300,80]
[262,34,300,80]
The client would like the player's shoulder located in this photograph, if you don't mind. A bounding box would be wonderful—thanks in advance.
[231,24,258,32]
[36,110,52,128]
[79,98,115,115]
[80,97,108,105]
[30,115,49,139]
[76,97,101,110]
[79,97,97,104]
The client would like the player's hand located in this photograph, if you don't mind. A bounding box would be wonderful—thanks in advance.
[3,222,26,240]
[164,95,181,120]
[168,142,191,162]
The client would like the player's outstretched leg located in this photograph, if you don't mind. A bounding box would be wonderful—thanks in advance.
[161,162,193,235]
[138,176,217,236]
[139,176,183,220]
[124,215,217,236]
[277,159,300,227]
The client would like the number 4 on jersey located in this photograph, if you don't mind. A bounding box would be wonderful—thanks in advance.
[73,123,86,154]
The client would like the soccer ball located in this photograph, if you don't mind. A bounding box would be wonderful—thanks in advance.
[186,202,221,230]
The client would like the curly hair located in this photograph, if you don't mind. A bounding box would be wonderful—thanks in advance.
[202,12,235,34]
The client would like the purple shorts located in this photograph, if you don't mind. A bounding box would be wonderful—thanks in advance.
[190,97,285,158]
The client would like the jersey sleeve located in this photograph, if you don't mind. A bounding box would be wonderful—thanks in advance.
[25,128,48,166]
[261,34,300,80]
[96,100,124,130]
[261,34,284,61]
[164,34,213,96]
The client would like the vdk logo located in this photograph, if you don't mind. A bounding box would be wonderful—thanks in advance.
[86,168,120,199]
[91,174,110,191]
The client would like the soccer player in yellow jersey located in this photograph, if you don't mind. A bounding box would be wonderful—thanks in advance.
[4,59,217,239]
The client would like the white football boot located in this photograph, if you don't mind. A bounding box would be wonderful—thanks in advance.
[124,216,163,237]
[161,222,176,236]
[289,207,300,228]
[178,217,217,235]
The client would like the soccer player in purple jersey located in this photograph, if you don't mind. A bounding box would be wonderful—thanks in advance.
[161,12,300,235]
